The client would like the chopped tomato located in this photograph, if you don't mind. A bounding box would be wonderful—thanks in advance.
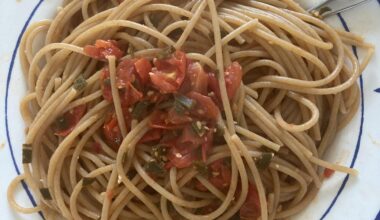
[323,168,335,178]
[55,105,87,137]
[150,51,187,93]
[150,110,187,130]
[176,125,203,151]
[103,113,122,149]
[84,40,124,60]
[165,146,198,169]
[119,83,143,107]
[208,159,232,190]
[139,129,162,144]
[187,62,208,95]
[100,69,112,101]
[240,184,261,220]
[134,58,152,85]
[201,128,214,162]
[186,91,219,121]
[225,62,243,100]
[116,59,137,88]
[167,108,193,125]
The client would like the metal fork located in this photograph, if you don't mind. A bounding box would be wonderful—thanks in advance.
[308,0,374,19]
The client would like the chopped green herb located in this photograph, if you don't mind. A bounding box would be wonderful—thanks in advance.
[40,188,52,200]
[144,161,166,176]
[256,153,274,170]
[175,94,196,111]
[132,101,150,119]
[157,45,174,59]
[73,75,87,91]
[191,121,206,137]
[152,145,168,162]
[22,144,32,164]
[82,177,95,186]
[193,161,209,176]
[214,123,225,137]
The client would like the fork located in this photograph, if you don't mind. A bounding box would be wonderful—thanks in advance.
[308,0,374,19]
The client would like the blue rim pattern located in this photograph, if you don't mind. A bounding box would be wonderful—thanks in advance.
[2,1,376,220]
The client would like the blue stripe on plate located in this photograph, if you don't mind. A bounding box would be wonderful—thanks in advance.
[4,0,45,219]
[319,13,364,219]
[375,88,380,93]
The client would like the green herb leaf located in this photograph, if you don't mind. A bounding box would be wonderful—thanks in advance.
[82,177,95,186]
[144,161,166,176]
[73,75,87,91]
[22,144,32,164]
[40,188,52,200]
[256,153,274,170]
[132,101,150,119]
[152,145,168,162]
[175,94,196,111]
[193,161,209,176]
[191,121,206,137]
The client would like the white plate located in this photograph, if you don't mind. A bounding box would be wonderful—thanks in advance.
[0,1,379,220]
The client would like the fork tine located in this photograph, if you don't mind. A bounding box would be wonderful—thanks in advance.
[309,0,374,19]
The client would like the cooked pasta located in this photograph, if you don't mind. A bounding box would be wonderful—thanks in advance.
[8,0,374,219]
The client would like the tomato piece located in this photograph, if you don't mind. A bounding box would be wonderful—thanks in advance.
[225,62,243,100]
[134,58,152,85]
[207,72,222,105]
[187,62,208,95]
[208,160,232,190]
[186,91,219,121]
[240,184,261,220]
[55,104,87,137]
[176,125,203,152]
[150,50,187,93]
[103,113,122,149]
[167,108,193,125]
[165,146,197,169]
[119,82,143,108]
[139,129,162,144]
[84,40,124,60]
[116,59,136,88]
[150,110,186,130]
[149,71,179,93]
[323,168,335,178]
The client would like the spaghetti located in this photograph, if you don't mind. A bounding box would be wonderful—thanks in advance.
[8,0,374,219]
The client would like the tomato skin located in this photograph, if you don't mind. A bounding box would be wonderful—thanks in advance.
[208,160,232,190]
[116,59,136,88]
[165,146,197,169]
[150,110,187,130]
[225,62,243,100]
[240,184,261,220]
[186,91,219,121]
[134,58,152,85]
[55,104,87,137]
[207,72,222,106]
[84,40,124,60]
[323,168,335,178]
[150,51,187,93]
[139,129,162,144]
[103,113,122,150]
